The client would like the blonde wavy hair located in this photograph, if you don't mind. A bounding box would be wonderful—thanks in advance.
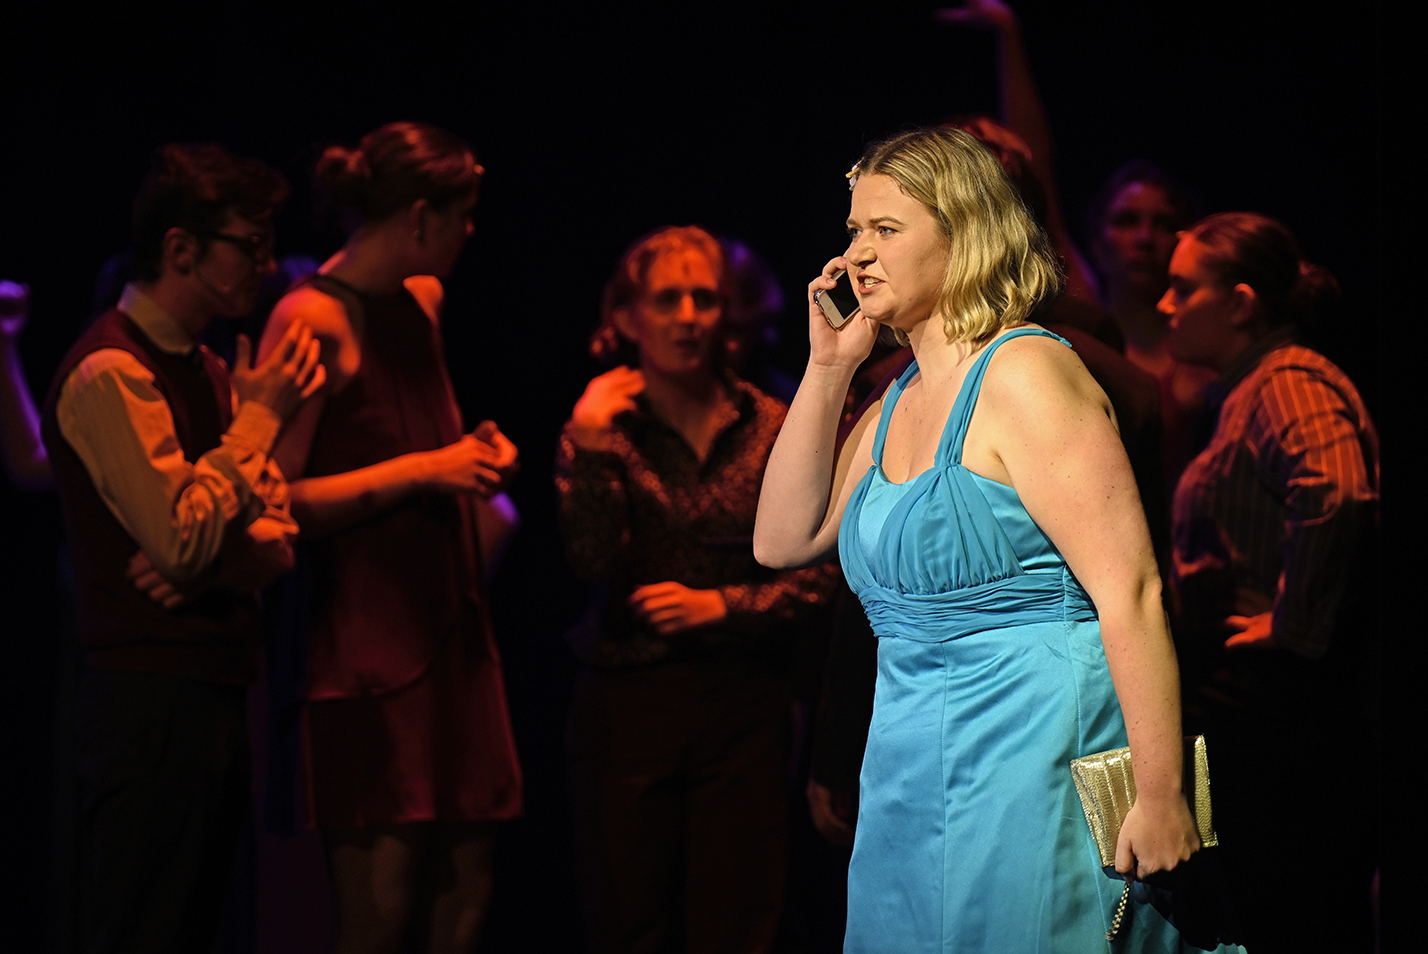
[853,127,1061,344]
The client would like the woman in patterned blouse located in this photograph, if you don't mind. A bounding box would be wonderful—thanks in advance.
[557,226,836,954]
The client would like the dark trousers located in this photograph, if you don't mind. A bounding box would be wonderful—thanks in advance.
[567,660,790,954]
[75,668,249,954]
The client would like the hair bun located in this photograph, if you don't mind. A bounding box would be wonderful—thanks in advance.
[316,144,375,217]
[315,123,480,226]
[1293,259,1342,330]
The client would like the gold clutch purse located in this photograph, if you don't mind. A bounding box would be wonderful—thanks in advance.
[1069,735,1218,939]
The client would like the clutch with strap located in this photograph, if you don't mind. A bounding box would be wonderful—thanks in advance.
[1069,735,1218,940]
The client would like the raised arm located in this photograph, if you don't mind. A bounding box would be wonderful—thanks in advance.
[262,281,516,539]
[553,365,649,581]
[753,258,882,569]
[971,335,1196,878]
[57,317,322,585]
[0,280,50,489]
[937,1,1099,303]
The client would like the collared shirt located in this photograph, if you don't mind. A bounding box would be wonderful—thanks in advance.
[56,284,294,584]
[556,376,838,668]
[1171,329,1379,659]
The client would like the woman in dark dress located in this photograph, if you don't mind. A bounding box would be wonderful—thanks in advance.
[261,122,521,954]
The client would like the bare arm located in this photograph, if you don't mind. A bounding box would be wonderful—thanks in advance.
[262,285,517,539]
[754,257,882,569]
[938,2,1099,303]
[972,336,1196,878]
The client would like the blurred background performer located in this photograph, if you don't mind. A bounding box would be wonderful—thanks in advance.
[557,226,836,954]
[1161,212,1379,953]
[262,122,522,954]
[41,144,321,953]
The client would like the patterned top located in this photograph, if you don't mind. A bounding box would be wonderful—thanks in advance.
[556,375,838,668]
[1171,328,1379,660]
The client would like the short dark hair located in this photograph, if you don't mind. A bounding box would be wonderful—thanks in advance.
[316,122,482,224]
[132,143,289,281]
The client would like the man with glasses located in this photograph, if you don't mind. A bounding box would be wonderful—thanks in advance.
[41,143,324,953]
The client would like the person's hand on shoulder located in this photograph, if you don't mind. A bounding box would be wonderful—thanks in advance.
[570,366,645,451]
[232,320,326,421]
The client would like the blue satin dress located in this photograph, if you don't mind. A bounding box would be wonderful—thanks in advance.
[839,329,1235,953]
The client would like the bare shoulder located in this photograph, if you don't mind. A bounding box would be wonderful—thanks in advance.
[403,275,445,323]
[264,284,362,391]
[980,329,1107,416]
[267,284,353,344]
[963,330,1117,486]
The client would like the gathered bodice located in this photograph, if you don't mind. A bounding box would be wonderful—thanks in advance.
[838,328,1095,640]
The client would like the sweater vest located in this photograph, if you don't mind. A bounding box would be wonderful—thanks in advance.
[40,309,260,684]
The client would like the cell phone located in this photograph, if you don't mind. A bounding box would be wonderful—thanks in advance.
[814,270,860,330]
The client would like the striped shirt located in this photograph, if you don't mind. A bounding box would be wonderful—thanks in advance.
[1171,329,1379,660]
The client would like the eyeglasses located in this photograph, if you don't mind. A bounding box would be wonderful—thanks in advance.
[196,230,275,264]
[645,287,719,314]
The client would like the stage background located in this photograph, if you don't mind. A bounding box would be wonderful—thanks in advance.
[2,2,1416,950]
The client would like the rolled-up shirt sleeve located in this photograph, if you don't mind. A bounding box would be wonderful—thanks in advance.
[57,348,285,584]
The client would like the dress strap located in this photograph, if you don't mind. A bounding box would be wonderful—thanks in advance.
[305,272,376,299]
[871,358,922,466]
[943,328,1070,465]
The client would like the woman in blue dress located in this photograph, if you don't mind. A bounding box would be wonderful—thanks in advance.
[755,128,1236,951]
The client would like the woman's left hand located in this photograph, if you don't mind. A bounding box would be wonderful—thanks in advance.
[1114,792,1200,881]
[628,581,727,635]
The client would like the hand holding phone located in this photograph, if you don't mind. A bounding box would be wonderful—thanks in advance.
[814,269,860,330]
[807,258,879,373]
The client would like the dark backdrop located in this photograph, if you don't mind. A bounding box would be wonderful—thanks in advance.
[3,2,1417,950]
